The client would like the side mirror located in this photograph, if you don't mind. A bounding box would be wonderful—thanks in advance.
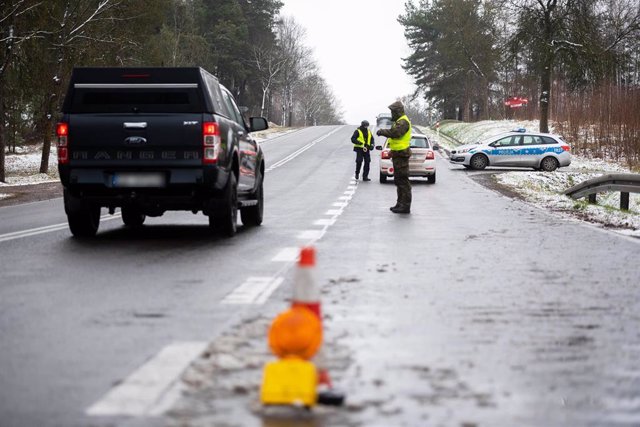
[375,145,383,150]
[433,144,440,151]
[249,117,268,132]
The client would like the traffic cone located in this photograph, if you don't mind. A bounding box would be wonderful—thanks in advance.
[291,247,321,319]
[291,246,345,406]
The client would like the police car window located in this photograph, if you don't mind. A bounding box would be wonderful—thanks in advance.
[522,136,543,145]
[494,136,519,147]
[542,136,557,144]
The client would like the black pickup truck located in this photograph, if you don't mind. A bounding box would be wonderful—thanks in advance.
[57,67,268,237]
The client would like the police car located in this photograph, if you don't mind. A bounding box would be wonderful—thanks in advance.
[449,129,571,171]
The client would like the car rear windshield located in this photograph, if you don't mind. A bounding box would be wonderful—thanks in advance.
[410,138,429,148]
[68,86,204,113]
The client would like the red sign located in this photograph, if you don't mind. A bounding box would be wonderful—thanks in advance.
[504,97,529,108]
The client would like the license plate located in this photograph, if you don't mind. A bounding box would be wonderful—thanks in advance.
[113,172,165,187]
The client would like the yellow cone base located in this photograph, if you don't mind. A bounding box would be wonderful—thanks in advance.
[260,358,317,407]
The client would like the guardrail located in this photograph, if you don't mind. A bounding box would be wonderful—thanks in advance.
[564,173,640,211]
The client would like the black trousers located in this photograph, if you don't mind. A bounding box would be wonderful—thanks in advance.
[355,148,371,178]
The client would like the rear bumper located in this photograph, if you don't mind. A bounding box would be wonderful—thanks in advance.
[380,159,436,177]
[60,166,227,213]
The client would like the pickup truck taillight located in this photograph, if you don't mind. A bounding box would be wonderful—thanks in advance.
[56,122,69,164]
[203,122,221,164]
[381,150,391,159]
[426,150,435,160]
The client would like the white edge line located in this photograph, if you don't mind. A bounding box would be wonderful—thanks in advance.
[0,214,121,243]
[254,277,284,305]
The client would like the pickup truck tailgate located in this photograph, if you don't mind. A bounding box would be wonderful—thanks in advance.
[68,114,204,167]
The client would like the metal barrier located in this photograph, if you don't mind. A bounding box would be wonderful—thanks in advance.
[564,173,640,211]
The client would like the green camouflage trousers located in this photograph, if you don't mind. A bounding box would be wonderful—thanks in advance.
[391,148,412,208]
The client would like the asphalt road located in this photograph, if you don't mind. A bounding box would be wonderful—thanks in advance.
[0,125,639,427]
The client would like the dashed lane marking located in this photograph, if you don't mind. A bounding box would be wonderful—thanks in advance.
[271,247,300,262]
[325,209,342,215]
[221,276,285,305]
[297,229,326,240]
[313,218,336,226]
[86,341,208,417]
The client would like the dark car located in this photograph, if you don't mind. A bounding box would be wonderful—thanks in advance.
[57,67,268,238]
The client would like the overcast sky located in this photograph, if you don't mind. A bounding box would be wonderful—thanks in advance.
[280,0,416,126]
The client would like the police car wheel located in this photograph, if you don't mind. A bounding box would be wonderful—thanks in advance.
[470,154,488,170]
[540,156,559,172]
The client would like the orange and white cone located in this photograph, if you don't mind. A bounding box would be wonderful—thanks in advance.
[292,246,321,319]
[291,247,344,404]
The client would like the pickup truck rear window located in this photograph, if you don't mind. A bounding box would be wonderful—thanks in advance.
[69,87,204,113]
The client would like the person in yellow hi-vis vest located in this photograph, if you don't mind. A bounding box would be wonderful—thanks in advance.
[376,101,412,214]
[350,120,375,181]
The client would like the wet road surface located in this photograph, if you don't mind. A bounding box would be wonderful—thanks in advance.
[0,125,638,426]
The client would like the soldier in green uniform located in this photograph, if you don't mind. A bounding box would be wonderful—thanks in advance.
[376,101,412,214]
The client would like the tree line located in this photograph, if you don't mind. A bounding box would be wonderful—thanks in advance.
[400,0,640,166]
[0,0,343,181]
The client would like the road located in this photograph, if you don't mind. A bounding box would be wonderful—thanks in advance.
[0,125,639,427]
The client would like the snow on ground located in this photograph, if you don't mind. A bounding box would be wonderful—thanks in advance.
[2,145,59,186]
[424,120,640,238]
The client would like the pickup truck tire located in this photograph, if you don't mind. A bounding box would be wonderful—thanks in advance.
[65,191,100,238]
[241,174,264,227]
[121,206,146,228]
[210,172,238,237]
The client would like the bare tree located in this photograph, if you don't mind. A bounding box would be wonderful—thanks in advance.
[0,0,44,181]
[275,16,312,126]
[251,43,286,119]
[38,0,124,174]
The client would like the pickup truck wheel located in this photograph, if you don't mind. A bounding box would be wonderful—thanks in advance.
[121,206,146,228]
[212,173,238,237]
[68,205,101,237]
[241,175,264,226]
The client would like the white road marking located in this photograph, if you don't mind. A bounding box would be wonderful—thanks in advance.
[313,218,336,226]
[325,209,342,215]
[86,341,208,417]
[221,276,284,305]
[265,127,343,172]
[338,196,352,201]
[271,247,300,262]
[297,229,325,240]
[333,202,348,207]
[0,213,121,243]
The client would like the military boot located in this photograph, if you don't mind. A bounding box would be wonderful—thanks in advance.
[391,205,410,214]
